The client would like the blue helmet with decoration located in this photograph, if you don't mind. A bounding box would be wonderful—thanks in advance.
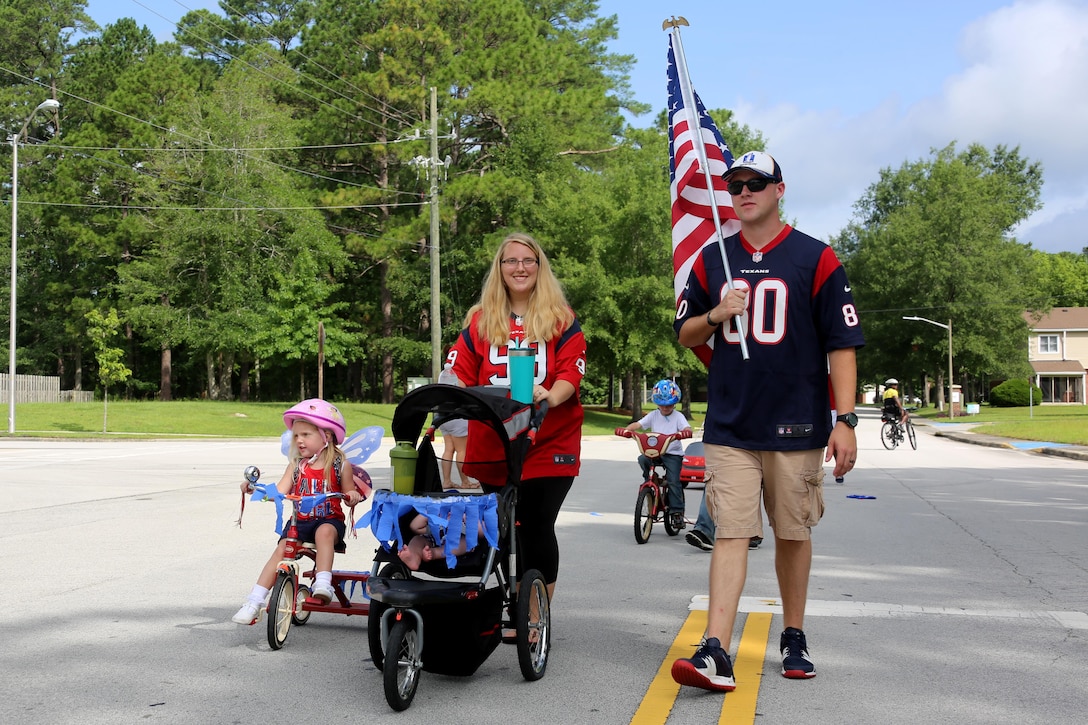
[651,379,681,406]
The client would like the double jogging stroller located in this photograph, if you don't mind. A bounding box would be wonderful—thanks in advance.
[362,383,551,711]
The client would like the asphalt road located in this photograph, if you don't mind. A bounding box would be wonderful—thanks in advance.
[3,414,1086,724]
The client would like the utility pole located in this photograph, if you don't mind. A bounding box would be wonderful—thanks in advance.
[429,86,441,380]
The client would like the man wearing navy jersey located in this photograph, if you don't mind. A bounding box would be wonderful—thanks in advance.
[670,151,864,693]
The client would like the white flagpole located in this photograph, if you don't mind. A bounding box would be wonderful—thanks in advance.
[665,16,749,360]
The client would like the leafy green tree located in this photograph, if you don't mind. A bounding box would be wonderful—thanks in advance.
[0,0,94,118]
[836,143,1043,403]
[1032,250,1088,308]
[28,28,199,395]
[85,308,132,431]
[222,0,315,56]
[118,46,349,400]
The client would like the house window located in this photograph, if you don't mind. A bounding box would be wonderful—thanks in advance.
[1039,335,1059,354]
[1038,376,1083,403]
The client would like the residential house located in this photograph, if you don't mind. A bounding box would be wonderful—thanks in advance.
[1023,307,1088,404]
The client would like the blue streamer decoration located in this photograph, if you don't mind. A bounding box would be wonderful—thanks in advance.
[357,491,500,568]
[250,483,287,535]
[297,493,331,517]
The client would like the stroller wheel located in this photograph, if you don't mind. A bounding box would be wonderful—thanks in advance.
[516,569,550,681]
[368,563,409,671]
[383,616,422,711]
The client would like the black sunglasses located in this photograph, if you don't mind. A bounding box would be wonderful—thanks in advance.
[726,178,779,195]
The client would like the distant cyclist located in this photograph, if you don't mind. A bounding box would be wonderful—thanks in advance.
[882,379,909,425]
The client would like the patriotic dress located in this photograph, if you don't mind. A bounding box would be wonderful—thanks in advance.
[674,225,865,451]
[292,458,346,522]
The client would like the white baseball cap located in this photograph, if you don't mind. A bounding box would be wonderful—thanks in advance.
[723,150,783,181]
[885,378,898,385]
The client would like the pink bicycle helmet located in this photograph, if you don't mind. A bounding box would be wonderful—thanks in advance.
[283,399,347,445]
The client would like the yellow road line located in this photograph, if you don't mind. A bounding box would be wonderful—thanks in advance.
[721,612,771,721]
[630,608,708,725]
[630,610,773,725]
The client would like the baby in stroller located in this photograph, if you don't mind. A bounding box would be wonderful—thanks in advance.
[360,382,551,711]
[398,510,486,570]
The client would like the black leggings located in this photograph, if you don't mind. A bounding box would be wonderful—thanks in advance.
[486,475,574,585]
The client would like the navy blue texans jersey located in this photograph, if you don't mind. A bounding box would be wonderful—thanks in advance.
[674,225,865,451]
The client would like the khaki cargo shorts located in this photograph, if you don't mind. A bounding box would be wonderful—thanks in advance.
[703,445,825,541]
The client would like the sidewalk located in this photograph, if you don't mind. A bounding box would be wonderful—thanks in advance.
[921,420,1088,462]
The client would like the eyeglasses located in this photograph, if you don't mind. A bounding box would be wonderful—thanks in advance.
[501,258,538,268]
[726,178,779,195]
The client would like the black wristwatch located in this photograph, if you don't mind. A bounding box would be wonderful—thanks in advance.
[836,412,859,428]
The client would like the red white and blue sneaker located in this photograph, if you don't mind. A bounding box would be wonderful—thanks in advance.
[671,637,735,692]
[780,627,816,678]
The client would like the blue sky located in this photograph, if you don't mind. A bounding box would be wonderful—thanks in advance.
[85,0,1088,254]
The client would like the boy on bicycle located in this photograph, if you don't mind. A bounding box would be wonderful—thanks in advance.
[624,380,692,531]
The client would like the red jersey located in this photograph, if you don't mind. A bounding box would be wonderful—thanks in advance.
[292,457,346,522]
[448,310,586,484]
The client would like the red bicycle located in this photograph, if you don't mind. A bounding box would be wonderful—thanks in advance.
[614,427,693,544]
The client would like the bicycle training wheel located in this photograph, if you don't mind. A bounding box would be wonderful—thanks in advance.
[383,615,422,712]
[516,569,551,681]
[266,571,295,650]
[907,420,917,450]
[880,421,898,450]
[634,486,655,544]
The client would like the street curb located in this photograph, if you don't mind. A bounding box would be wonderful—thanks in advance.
[933,430,1088,462]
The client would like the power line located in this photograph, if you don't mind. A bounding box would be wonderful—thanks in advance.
[14,200,427,211]
[46,139,420,153]
[0,64,424,199]
[14,136,428,213]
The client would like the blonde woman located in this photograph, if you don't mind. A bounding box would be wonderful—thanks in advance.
[447,232,586,601]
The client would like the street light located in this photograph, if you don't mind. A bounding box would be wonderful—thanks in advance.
[9,98,60,434]
[903,315,954,420]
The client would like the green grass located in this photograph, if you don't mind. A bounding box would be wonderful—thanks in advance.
[11,401,395,438]
[15,399,1081,446]
[11,400,634,439]
[878,402,1088,446]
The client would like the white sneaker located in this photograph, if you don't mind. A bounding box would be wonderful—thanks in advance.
[311,582,335,604]
[232,600,263,625]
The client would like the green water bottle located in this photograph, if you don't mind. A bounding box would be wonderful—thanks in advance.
[389,441,418,494]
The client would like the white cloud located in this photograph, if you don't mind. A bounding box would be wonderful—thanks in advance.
[730,0,1088,253]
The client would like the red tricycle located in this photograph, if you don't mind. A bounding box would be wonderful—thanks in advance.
[614,427,693,544]
[243,466,371,650]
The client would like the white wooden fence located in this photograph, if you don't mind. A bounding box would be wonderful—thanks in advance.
[0,373,94,403]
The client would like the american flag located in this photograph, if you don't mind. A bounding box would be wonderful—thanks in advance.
[667,34,740,366]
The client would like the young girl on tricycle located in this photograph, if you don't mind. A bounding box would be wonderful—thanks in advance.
[232,399,365,625]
